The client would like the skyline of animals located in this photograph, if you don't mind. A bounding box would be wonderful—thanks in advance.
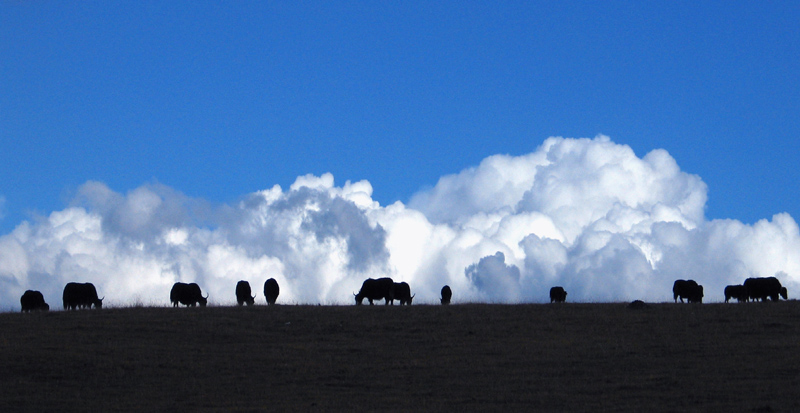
[14,276,790,312]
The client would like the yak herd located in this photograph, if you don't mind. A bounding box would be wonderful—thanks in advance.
[19,278,281,312]
[672,276,789,304]
[16,275,790,312]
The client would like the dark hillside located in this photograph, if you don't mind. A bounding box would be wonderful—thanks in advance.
[1,303,798,412]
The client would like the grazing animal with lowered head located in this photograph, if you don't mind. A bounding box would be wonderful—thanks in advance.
[354,277,394,305]
[264,278,280,306]
[744,277,787,302]
[724,285,748,303]
[20,290,49,312]
[170,282,208,307]
[673,279,703,303]
[235,280,256,306]
[392,282,415,305]
[549,286,567,303]
[440,285,452,305]
[63,282,104,310]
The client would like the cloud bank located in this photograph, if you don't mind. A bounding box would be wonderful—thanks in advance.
[2,136,799,310]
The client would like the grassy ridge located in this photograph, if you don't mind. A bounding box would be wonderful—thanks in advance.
[1,303,798,412]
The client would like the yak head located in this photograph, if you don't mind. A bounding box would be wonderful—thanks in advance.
[781,287,788,300]
[354,292,364,305]
[94,297,104,309]
[408,294,415,305]
[690,286,704,303]
[199,294,208,307]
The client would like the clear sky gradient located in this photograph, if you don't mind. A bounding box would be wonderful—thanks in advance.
[2,1,799,232]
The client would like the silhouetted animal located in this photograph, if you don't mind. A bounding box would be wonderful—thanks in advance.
[63,282,104,310]
[744,277,786,302]
[264,278,280,306]
[440,285,452,305]
[392,282,415,305]
[724,285,748,303]
[235,280,256,306]
[673,279,703,303]
[20,290,49,312]
[627,300,647,309]
[549,286,567,303]
[354,277,394,305]
[170,282,208,307]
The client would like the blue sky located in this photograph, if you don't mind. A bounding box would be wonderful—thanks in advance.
[2,1,798,233]
[1,2,799,308]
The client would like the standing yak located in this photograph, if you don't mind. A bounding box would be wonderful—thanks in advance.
[235,280,256,306]
[354,277,394,305]
[264,278,280,306]
[673,279,703,303]
[63,282,103,310]
[550,286,567,303]
[744,277,787,302]
[20,290,49,312]
[170,282,208,307]
[392,282,415,305]
[724,285,749,303]
[440,285,452,305]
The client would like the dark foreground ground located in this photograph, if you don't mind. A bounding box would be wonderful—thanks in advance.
[1,302,798,412]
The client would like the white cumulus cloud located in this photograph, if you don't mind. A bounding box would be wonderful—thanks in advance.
[1,136,799,310]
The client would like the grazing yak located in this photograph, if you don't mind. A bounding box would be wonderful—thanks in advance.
[170,282,208,307]
[672,279,703,303]
[62,282,104,310]
[354,277,394,305]
[264,278,280,306]
[744,277,787,302]
[20,290,49,312]
[235,280,256,306]
[724,285,749,303]
[392,282,415,305]
[440,285,452,305]
[549,286,567,303]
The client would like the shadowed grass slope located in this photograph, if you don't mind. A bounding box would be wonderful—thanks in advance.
[1,303,798,412]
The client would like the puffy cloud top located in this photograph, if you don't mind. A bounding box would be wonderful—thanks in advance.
[1,136,798,310]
